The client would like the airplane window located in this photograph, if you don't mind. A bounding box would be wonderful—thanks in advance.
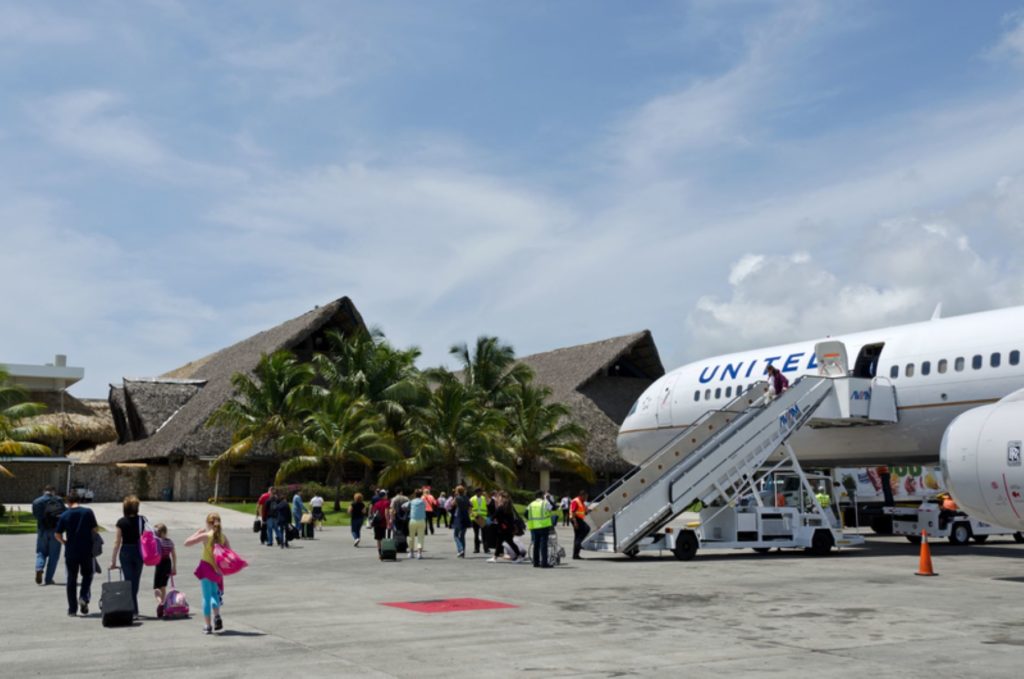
[705,389,711,400]
[890,365,899,378]
[991,352,1001,368]
[938,359,947,374]
[955,357,965,371]
[972,355,982,370]
[725,386,732,398]
[905,363,915,377]
[921,361,931,376]
[1011,350,1020,366]
[694,390,700,402]
[714,388,721,399]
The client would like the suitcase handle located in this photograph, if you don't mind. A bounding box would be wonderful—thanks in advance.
[107,566,123,583]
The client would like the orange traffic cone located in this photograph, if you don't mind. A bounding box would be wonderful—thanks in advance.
[915,529,937,577]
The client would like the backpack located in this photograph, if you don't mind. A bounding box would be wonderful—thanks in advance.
[395,501,409,522]
[445,496,457,512]
[139,517,162,566]
[43,498,65,530]
[162,577,190,619]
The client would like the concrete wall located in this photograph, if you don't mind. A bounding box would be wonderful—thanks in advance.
[71,463,172,503]
[0,462,70,505]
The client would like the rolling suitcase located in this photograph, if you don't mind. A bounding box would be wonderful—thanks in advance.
[394,532,408,554]
[547,531,565,567]
[100,568,134,627]
[380,538,397,561]
[302,522,314,539]
[286,524,299,542]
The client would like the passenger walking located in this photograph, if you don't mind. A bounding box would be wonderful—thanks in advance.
[489,491,524,563]
[527,491,554,568]
[152,523,176,618]
[371,490,391,558]
[270,491,292,548]
[256,486,274,545]
[54,491,98,616]
[423,486,437,535]
[451,486,470,557]
[31,484,65,585]
[291,492,306,533]
[109,495,145,616]
[405,489,428,559]
[390,488,410,540]
[560,495,571,526]
[310,492,326,531]
[348,493,366,546]
[436,491,450,528]
[570,490,590,560]
[184,512,228,635]
[470,488,490,554]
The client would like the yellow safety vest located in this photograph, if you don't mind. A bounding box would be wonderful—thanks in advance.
[526,499,552,531]
[815,492,831,509]
[470,496,487,519]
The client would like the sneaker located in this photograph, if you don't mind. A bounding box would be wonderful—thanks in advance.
[156,604,164,619]
[36,570,43,585]
[214,616,223,631]
[354,538,360,547]
[203,625,212,635]
[486,557,497,563]
[67,611,77,617]
[417,552,423,560]
[79,598,88,615]
[457,552,465,558]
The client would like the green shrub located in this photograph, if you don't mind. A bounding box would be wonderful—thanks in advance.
[298,482,364,502]
[0,503,6,518]
[508,489,535,505]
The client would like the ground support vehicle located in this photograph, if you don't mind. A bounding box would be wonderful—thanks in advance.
[884,502,1024,545]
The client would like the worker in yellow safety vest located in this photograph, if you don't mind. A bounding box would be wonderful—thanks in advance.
[526,491,555,568]
[470,488,490,555]
[815,487,831,509]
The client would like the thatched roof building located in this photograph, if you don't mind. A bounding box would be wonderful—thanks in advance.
[22,391,118,452]
[91,297,366,499]
[518,331,664,478]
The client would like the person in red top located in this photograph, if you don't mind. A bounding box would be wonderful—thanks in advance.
[255,486,274,545]
[371,491,392,559]
[423,486,437,535]
[570,490,590,560]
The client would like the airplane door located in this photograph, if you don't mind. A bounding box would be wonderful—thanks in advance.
[814,340,849,376]
[655,373,680,427]
[853,343,885,379]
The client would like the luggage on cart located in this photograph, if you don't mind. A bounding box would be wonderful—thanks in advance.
[380,538,397,561]
[100,568,134,627]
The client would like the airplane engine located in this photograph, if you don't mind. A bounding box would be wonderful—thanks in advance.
[941,391,1024,530]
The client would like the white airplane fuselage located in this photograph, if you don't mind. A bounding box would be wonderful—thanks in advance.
[618,306,1024,467]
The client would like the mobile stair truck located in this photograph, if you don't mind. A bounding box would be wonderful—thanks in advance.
[581,341,899,561]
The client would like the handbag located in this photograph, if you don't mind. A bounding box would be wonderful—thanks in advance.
[212,543,248,576]
[252,519,262,533]
[139,517,162,566]
[300,512,312,524]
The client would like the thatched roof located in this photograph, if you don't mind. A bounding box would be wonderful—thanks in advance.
[23,391,118,451]
[93,297,365,464]
[517,331,664,474]
[122,379,206,441]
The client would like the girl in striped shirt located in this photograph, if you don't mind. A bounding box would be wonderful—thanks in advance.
[152,523,176,618]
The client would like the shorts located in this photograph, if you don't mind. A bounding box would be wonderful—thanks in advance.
[154,556,172,589]
[373,522,387,541]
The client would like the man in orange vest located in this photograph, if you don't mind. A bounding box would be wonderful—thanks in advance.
[570,490,590,560]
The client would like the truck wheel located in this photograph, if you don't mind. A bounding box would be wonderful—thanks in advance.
[753,547,772,554]
[973,535,989,544]
[948,523,971,545]
[624,546,640,559]
[905,535,921,545]
[870,517,893,535]
[807,530,834,556]
[673,531,698,561]
[1014,532,1024,544]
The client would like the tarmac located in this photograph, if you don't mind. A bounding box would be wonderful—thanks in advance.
[3,503,1024,678]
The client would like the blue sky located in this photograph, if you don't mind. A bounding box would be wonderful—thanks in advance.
[3,1,1024,396]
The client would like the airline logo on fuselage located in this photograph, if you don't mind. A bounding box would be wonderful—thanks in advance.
[699,349,818,383]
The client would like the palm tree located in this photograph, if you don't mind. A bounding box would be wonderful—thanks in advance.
[0,368,60,478]
[379,371,515,490]
[504,380,593,487]
[275,391,400,510]
[449,336,533,407]
[207,351,320,475]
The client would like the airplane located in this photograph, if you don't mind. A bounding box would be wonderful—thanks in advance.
[617,305,1024,481]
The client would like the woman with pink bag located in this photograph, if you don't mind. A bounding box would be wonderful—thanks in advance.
[184,512,244,635]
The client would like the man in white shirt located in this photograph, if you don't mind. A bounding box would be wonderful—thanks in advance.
[310,493,325,531]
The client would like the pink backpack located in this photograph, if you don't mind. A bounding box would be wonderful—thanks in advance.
[213,543,248,576]
[139,518,162,566]
[162,577,189,619]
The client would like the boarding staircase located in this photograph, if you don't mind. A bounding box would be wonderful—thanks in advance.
[583,369,898,555]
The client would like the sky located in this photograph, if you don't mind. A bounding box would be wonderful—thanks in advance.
[3,1,1024,397]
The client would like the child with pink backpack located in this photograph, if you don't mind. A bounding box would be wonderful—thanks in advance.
[185,512,246,634]
[152,524,181,618]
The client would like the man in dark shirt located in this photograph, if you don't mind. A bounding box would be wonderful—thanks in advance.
[31,485,64,585]
[54,491,99,617]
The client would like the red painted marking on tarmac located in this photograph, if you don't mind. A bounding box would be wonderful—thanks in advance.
[381,598,517,614]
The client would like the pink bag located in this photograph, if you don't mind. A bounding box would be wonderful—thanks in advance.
[212,544,248,576]
[140,517,162,566]
[162,577,189,619]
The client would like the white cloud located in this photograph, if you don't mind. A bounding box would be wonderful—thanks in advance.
[0,4,92,45]
[685,210,1024,358]
[989,11,1024,66]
